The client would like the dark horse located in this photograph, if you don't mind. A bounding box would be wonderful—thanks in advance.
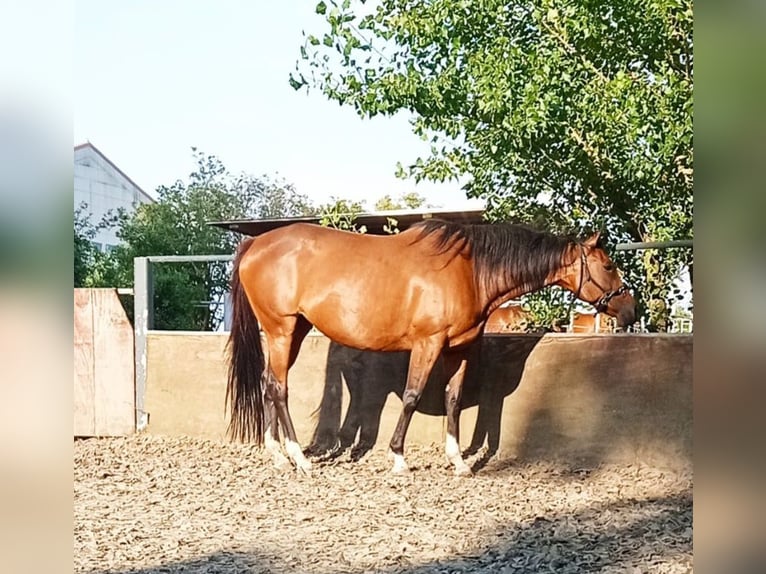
[226,220,636,475]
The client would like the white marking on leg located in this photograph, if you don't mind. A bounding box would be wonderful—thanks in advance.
[445,433,461,460]
[265,427,289,468]
[285,438,312,474]
[446,433,472,476]
[264,426,279,450]
[391,452,409,474]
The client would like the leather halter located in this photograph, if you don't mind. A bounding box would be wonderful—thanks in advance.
[575,245,629,313]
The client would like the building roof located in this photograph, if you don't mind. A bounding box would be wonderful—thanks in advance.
[208,208,487,236]
[74,142,155,204]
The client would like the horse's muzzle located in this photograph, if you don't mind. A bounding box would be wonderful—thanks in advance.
[610,291,637,329]
[616,304,637,329]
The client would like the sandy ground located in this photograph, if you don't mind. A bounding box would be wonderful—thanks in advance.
[74,435,692,573]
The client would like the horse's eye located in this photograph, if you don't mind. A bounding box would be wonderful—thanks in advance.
[604,263,614,272]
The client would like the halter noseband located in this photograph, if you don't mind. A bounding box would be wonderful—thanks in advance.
[576,245,629,313]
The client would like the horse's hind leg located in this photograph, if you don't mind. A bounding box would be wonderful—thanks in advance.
[264,367,311,473]
[263,393,290,468]
[263,316,313,474]
[256,337,290,468]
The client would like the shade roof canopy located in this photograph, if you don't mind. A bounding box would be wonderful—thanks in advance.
[208,208,487,237]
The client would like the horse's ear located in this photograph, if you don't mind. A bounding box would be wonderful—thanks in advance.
[583,231,602,248]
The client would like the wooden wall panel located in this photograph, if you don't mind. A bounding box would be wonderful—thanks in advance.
[74,289,135,436]
[73,290,95,436]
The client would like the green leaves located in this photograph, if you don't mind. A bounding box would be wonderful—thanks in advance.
[318,197,367,233]
[373,191,428,211]
[288,73,305,90]
[295,0,693,328]
[75,151,316,330]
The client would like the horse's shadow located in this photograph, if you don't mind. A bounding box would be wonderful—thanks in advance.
[307,336,541,470]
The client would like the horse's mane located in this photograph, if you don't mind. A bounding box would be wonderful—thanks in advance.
[411,219,576,292]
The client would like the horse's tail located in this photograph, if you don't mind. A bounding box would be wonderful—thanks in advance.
[225,237,265,445]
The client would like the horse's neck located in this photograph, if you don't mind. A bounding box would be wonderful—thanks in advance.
[481,280,533,315]
[481,259,569,314]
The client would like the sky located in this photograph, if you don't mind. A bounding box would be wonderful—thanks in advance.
[74,0,482,211]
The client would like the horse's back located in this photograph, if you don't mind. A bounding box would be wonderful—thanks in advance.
[242,223,422,278]
[248,222,412,254]
[236,223,480,349]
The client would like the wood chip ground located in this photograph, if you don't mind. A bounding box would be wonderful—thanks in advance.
[75,435,692,573]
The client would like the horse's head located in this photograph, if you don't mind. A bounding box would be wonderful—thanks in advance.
[560,232,637,329]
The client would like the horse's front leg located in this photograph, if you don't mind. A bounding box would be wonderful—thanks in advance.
[443,349,472,476]
[389,338,443,473]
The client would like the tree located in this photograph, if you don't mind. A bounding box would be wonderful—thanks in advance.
[318,197,367,232]
[74,203,120,288]
[74,204,99,287]
[319,192,430,234]
[81,150,315,330]
[372,192,430,233]
[374,191,428,211]
[240,173,316,219]
[292,0,693,329]
[520,287,572,333]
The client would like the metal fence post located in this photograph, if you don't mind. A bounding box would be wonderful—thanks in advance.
[134,257,153,431]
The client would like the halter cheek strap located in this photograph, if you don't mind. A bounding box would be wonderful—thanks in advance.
[593,284,629,313]
[576,245,629,312]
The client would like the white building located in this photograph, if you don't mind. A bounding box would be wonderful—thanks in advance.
[74,142,154,251]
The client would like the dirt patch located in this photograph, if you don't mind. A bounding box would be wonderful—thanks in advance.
[74,435,692,573]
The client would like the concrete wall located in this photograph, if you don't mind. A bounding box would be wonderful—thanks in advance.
[145,333,691,467]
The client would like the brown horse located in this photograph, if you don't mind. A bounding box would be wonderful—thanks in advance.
[570,311,614,333]
[484,304,528,333]
[226,220,636,475]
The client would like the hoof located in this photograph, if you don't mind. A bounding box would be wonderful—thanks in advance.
[389,451,410,474]
[295,460,313,476]
[453,463,473,477]
[285,439,312,475]
[272,452,291,469]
